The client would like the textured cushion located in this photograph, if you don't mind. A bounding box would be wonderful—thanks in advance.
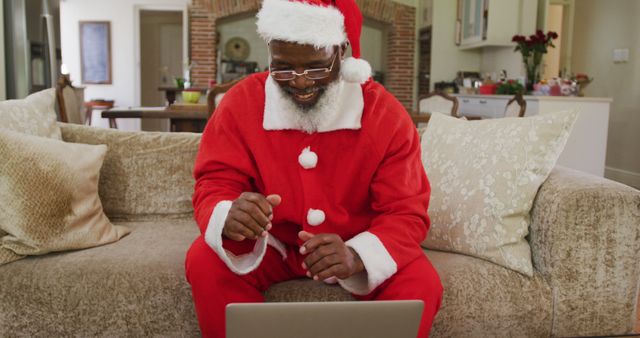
[59,123,201,221]
[426,250,552,337]
[0,219,200,337]
[0,88,61,139]
[0,216,553,337]
[0,129,130,265]
[421,111,577,276]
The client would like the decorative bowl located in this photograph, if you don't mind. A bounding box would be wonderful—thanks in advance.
[182,91,201,104]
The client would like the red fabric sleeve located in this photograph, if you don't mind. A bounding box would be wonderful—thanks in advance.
[192,107,256,234]
[366,108,431,271]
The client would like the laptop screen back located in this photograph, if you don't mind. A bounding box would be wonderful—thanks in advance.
[226,300,423,338]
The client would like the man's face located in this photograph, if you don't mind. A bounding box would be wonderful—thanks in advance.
[268,40,342,110]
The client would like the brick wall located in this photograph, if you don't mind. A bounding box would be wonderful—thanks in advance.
[189,0,416,110]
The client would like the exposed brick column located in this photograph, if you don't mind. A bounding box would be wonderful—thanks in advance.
[190,0,216,87]
[386,5,416,110]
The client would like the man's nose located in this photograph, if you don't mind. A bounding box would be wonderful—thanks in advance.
[289,73,314,89]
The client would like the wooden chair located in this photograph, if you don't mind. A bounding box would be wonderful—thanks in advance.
[410,91,460,126]
[56,75,87,124]
[206,77,245,118]
[504,92,526,117]
[419,91,459,117]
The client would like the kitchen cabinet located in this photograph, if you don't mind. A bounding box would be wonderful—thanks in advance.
[457,0,538,49]
[452,94,611,177]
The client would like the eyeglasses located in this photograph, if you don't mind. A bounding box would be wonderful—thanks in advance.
[269,52,338,81]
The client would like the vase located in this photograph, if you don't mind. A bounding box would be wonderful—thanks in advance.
[525,62,540,93]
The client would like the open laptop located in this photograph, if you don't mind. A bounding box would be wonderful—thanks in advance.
[226,300,423,338]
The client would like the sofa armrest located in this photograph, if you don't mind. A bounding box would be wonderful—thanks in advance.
[530,166,640,337]
[59,123,201,221]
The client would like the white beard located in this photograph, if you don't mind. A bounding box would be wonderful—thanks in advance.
[273,79,344,134]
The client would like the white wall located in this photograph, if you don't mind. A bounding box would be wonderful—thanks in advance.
[479,47,524,81]
[571,0,640,188]
[430,0,481,89]
[0,0,6,100]
[60,0,189,130]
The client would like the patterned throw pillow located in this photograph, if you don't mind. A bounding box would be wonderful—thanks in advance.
[421,111,577,276]
[0,88,61,139]
[0,129,130,265]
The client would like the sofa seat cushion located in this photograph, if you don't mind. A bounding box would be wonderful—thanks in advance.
[0,218,553,337]
[0,219,201,337]
[427,250,553,337]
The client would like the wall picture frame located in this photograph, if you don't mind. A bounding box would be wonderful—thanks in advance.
[80,21,112,84]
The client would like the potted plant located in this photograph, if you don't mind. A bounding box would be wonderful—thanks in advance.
[495,79,525,95]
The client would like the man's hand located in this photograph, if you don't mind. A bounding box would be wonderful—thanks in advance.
[223,193,281,241]
[298,231,365,281]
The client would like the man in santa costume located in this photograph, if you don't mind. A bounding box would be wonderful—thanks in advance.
[185,0,443,336]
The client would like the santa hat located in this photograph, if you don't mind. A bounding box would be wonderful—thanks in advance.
[256,0,372,84]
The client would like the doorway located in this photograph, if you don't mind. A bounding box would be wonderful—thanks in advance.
[542,0,575,79]
[139,10,183,131]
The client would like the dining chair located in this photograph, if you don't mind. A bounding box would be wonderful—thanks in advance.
[504,92,526,117]
[418,91,460,117]
[410,91,460,126]
[56,75,87,124]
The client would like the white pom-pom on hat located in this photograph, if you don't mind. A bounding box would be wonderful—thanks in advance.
[341,57,372,84]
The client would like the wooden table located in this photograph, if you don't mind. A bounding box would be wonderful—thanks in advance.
[84,100,114,126]
[102,104,209,132]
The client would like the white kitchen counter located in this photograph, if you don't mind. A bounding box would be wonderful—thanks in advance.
[448,94,612,177]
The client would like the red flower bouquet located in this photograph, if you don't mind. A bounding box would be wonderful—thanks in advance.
[512,30,558,91]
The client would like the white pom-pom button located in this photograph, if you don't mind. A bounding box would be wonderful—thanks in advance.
[307,208,325,226]
[298,146,318,169]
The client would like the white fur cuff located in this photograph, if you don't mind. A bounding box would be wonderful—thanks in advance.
[256,0,347,48]
[338,232,398,295]
[204,200,268,275]
[341,57,372,84]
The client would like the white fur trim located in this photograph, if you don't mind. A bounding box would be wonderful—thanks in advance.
[340,57,372,84]
[204,200,286,274]
[306,208,325,226]
[256,0,346,48]
[298,146,318,169]
[338,232,398,295]
[263,77,363,132]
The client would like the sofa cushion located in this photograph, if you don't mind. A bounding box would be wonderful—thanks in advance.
[0,218,552,337]
[0,129,130,266]
[420,111,577,276]
[0,219,201,337]
[0,88,61,139]
[426,250,552,337]
[59,123,201,221]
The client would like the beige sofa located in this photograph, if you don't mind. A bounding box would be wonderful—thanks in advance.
[1,123,639,337]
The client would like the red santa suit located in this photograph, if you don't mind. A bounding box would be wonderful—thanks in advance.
[186,0,442,336]
[185,72,443,337]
